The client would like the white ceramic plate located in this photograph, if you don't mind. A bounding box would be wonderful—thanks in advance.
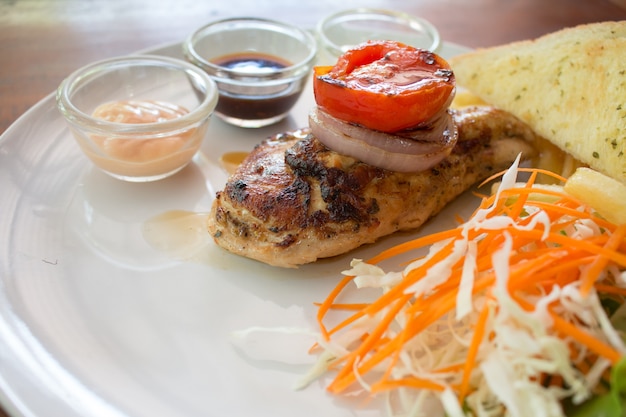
[0,41,471,417]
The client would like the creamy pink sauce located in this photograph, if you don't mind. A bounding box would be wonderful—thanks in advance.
[93,100,189,124]
[78,100,204,178]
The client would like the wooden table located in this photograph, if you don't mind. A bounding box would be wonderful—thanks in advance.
[2,0,626,137]
[0,0,624,415]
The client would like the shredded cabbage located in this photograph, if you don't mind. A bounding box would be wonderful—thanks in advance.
[304,159,626,417]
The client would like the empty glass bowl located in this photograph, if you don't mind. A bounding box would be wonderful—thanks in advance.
[183,17,317,128]
[56,55,218,182]
[316,8,441,64]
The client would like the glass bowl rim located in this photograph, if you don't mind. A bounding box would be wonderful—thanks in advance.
[316,7,441,55]
[182,17,318,79]
[56,54,219,135]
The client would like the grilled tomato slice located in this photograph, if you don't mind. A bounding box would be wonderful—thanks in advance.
[313,40,455,133]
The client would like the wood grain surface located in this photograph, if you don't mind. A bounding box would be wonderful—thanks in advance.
[2,0,626,136]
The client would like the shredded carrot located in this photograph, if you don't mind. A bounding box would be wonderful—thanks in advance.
[550,312,622,365]
[579,224,626,296]
[328,292,414,393]
[312,302,371,311]
[312,166,626,412]
[317,273,355,340]
[594,284,626,297]
[367,228,460,265]
[431,363,467,374]
[370,377,446,393]
[479,166,568,187]
[458,298,491,402]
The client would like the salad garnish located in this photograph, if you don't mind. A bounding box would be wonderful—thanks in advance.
[302,156,626,416]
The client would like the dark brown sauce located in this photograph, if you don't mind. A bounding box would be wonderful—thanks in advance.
[213,52,291,72]
[211,52,303,121]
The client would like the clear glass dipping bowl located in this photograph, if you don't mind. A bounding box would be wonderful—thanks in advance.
[183,17,317,128]
[316,8,441,64]
[56,55,218,182]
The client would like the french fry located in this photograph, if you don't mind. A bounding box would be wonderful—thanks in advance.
[564,167,626,225]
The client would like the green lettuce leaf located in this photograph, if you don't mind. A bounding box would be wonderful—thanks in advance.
[565,356,626,417]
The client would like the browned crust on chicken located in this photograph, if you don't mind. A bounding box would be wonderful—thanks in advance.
[208,106,538,268]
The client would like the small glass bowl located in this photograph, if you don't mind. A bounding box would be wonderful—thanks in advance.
[316,8,441,64]
[56,55,218,182]
[183,17,317,128]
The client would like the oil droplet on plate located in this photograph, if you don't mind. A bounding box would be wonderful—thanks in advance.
[219,151,249,174]
[142,210,211,261]
[143,209,253,270]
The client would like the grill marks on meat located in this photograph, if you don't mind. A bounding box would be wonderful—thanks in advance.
[286,138,383,226]
[209,106,539,268]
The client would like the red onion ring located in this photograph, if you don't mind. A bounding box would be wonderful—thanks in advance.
[309,107,458,172]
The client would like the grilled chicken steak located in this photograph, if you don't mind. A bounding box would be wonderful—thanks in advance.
[208,106,538,268]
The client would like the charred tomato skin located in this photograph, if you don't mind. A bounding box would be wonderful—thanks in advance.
[313,40,455,133]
